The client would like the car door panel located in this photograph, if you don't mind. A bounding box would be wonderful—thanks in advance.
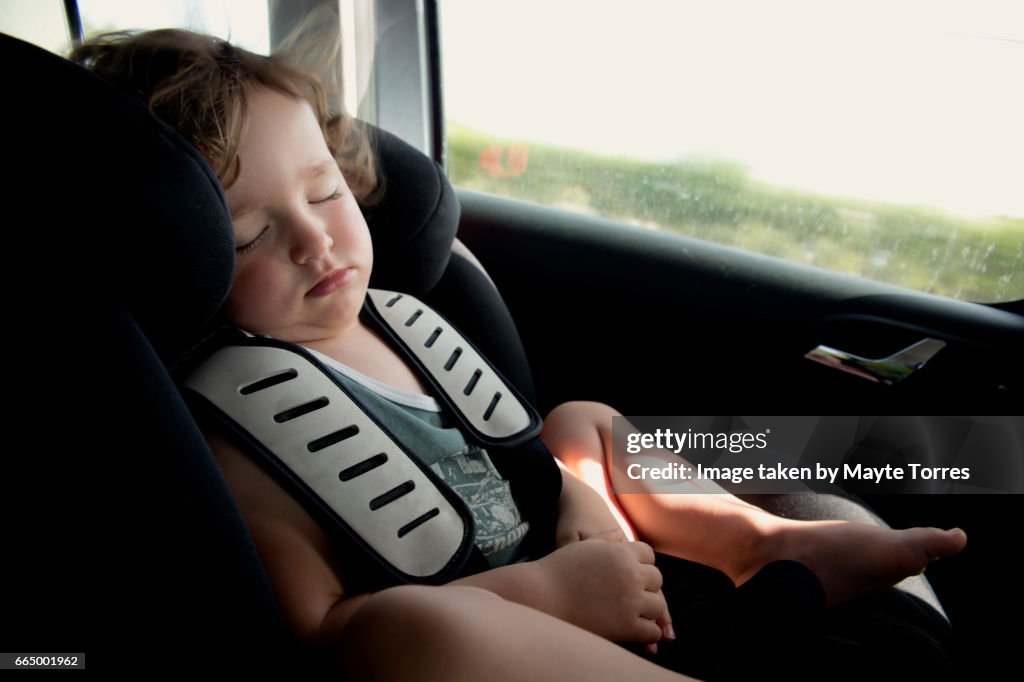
[456,189,1023,417]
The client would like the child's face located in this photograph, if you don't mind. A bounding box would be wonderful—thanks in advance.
[222,88,373,343]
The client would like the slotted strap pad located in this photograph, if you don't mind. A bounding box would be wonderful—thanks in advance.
[186,344,470,580]
[368,289,538,443]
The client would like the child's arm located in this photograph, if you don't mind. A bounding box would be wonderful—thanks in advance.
[204,429,369,645]
[205,429,671,651]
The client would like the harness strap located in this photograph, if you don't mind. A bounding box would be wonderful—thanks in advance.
[366,289,541,445]
[182,289,542,585]
[186,340,474,582]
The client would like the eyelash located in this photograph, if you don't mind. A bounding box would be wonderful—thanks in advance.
[235,228,267,255]
[316,190,343,204]
[234,188,343,255]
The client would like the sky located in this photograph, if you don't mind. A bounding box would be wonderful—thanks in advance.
[442,0,1024,218]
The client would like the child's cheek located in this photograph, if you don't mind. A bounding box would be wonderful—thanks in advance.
[226,265,278,324]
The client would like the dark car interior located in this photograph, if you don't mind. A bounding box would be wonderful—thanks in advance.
[2,1,1021,677]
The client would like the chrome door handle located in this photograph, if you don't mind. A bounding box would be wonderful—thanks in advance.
[805,338,946,385]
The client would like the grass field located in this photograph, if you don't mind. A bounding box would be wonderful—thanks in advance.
[448,123,1023,303]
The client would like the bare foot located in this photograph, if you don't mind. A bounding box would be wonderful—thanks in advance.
[740,520,967,607]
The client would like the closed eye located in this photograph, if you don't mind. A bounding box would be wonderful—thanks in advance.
[235,226,269,254]
[312,188,342,205]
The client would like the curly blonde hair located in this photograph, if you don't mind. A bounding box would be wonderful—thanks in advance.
[71,28,379,204]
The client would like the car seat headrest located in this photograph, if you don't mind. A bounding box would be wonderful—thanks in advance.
[2,31,235,368]
[364,126,460,297]
[1,31,459,367]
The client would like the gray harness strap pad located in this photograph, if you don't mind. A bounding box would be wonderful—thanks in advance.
[186,340,473,582]
[184,289,542,585]
[366,289,542,446]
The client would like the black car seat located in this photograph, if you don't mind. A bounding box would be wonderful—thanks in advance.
[0,30,533,674]
[3,29,289,673]
[0,29,953,676]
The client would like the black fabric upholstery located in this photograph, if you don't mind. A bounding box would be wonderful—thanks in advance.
[2,33,234,368]
[74,298,301,671]
[2,31,291,672]
[364,126,461,297]
[424,252,538,404]
[361,119,538,401]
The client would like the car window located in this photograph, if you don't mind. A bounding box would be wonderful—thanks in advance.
[77,0,270,53]
[441,0,1024,303]
[0,0,270,56]
[0,0,72,54]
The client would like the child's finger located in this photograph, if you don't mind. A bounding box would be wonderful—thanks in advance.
[626,540,657,564]
[638,591,669,621]
[633,616,664,646]
[636,590,673,645]
[640,563,664,592]
[655,590,675,641]
[644,588,673,641]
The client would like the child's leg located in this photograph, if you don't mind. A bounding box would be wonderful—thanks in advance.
[542,401,967,606]
[338,584,699,681]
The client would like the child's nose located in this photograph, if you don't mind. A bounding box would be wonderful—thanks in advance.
[289,214,334,265]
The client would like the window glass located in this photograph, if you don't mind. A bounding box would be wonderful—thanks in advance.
[79,0,269,54]
[441,0,1024,303]
[0,0,71,55]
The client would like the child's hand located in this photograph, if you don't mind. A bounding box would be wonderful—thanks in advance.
[538,529,673,649]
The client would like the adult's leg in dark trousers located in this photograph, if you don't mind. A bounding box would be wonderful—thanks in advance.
[646,553,957,682]
[646,554,825,681]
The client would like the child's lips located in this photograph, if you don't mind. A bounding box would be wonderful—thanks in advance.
[307,267,356,297]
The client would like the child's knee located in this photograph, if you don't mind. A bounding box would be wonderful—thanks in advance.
[340,586,504,678]
[345,585,499,646]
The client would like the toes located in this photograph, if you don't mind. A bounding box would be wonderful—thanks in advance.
[908,527,967,561]
[934,527,967,557]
